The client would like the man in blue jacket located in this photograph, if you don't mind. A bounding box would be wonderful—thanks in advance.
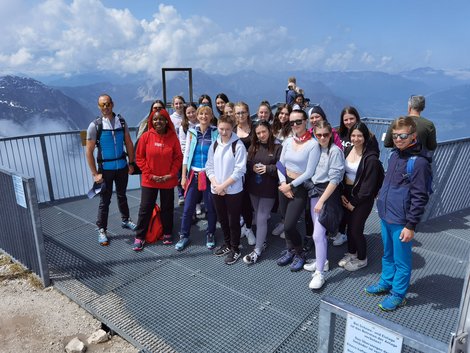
[365,116,432,311]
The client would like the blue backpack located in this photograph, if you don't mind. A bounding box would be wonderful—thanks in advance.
[406,156,433,194]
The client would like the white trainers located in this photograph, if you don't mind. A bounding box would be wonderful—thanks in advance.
[344,258,368,271]
[309,271,325,289]
[272,222,284,236]
[243,250,259,264]
[279,231,286,239]
[303,259,329,272]
[338,253,357,268]
[195,203,202,215]
[332,233,347,246]
[242,225,256,245]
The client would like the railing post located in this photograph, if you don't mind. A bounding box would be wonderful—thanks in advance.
[39,135,54,202]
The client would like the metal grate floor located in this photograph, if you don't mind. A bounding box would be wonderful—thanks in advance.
[40,189,470,352]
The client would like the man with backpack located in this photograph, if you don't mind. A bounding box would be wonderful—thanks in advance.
[365,116,432,311]
[86,94,137,246]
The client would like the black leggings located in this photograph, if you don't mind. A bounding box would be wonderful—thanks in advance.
[278,178,307,255]
[343,185,374,260]
[212,191,244,252]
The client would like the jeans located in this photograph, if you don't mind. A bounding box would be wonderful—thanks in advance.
[179,172,216,238]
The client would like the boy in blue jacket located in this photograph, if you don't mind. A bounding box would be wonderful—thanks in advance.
[365,116,432,311]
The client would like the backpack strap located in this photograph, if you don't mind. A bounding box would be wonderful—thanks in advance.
[213,140,237,156]
[94,115,127,167]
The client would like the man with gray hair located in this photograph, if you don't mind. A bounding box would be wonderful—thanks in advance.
[383,95,437,152]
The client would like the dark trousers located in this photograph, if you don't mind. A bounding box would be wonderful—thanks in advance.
[135,186,175,240]
[97,166,129,230]
[278,181,307,255]
[343,185,375,260]
[241,186,253,228]
[212,191,243,252]
[180,172,216,237]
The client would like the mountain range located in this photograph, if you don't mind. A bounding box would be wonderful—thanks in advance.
[1,67,470,140]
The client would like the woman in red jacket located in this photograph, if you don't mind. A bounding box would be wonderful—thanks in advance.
[132,109,183,251]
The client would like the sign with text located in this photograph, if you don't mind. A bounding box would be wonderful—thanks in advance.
[12,175,27,208]
[344,313,403,353]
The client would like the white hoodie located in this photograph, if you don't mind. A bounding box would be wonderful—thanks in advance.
[205,133,247,195]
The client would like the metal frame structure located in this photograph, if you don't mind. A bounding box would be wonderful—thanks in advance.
[161,68,193,107]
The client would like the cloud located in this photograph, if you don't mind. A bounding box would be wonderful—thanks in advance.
[0,0,389,77]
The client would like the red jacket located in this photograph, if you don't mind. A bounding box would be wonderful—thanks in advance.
[136,109,183,189]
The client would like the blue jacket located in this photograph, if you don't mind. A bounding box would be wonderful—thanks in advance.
[182,125,218,172]
[376,142,432,230]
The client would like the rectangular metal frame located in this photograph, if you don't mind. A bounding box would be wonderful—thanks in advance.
[161,68,193,107]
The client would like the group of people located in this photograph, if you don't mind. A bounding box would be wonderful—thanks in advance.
[86,89,436,311]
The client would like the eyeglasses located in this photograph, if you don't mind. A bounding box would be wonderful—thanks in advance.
[235,111,247,116]
[392,132,413,140]
[98,102,112,108]
[152,106,164,111]
[315,132,331,139]
[289,119,305,126]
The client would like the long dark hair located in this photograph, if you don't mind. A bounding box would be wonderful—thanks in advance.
[248,120,275,160]
[348,122,370,150]
[272,103,292,137]
[181,102,198,134]
[215,93,229,115]
[339,106,361,138]
[148,99,165,114]
[198,94,213,108]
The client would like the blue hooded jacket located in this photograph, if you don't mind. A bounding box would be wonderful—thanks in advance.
[376,142,432,230]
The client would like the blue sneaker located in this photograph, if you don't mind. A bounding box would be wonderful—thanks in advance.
[364,283,391,296]
[175,236,190,251]
[379,294,406,311]
[122,219,137,231]
[206,233,215,250]
[98,228,109,246]
[277,249,294,266]
[290,254,305,272]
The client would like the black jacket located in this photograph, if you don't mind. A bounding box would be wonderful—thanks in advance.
[246,142,282,198]
[344,140,383,207]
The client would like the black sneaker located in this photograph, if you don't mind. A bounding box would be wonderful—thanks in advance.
[214,245,231,257]
[225,250,241,265]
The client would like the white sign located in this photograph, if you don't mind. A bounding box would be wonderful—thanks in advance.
[12,175,27,208]
[344,314,403,353]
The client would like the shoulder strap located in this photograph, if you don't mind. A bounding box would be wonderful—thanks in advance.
[213,140,237,157]
[94,117,103,146]
[117,114,126,129]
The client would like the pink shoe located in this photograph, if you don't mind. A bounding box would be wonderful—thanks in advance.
[162,234,173,245]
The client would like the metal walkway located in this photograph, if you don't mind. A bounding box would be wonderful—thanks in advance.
[40,189,470,352]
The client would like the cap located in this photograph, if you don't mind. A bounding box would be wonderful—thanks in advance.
[87,181,106,199]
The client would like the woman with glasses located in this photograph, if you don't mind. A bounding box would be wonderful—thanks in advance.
[175,105,218,251]
[243,121,282,264]
[234,102,256,245]
[132,109,183,250]
[338,122,383,272]
[277,109,320,272]
[307,121,345,289]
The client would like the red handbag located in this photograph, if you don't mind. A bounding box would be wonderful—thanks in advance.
[145,204,163,243]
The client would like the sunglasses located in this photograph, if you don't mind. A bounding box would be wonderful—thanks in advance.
[98,102,112,108]
[152,106,164,111]
[289,119,305,127]
[315,132,331,139]
[392,132,413,140]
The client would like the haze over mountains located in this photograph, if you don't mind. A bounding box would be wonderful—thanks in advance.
[1,67,469,141]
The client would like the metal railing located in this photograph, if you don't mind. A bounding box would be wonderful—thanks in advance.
[318,296,448,353]
[0,128,139,203]
[0,166,49,286]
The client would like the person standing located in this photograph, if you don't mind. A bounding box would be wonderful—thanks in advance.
[132,109,183,250]
[206,115,247,264]
[365,116,432,311]
[85,94,136,246]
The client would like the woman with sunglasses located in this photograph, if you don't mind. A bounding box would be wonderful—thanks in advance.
[277,109,320,272]
[243,121,282,264]
[339,122,383,271]
[307,121,345,289]
[234,102,256,245]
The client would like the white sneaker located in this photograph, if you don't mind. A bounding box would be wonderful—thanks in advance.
[309,271,325,289]
[195,203,202,215]
[243,250,259,264]
[279,231,285,239]
[272,222,284,236]
[338,253,357,268]
[344,258,368,271]
[303,259,329,272]
[332,233,347,246]
[243,225,256,246]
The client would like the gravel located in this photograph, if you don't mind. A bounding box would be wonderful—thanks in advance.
[0,253,139,353]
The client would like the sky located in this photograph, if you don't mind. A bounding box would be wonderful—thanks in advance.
[0,0,469,79]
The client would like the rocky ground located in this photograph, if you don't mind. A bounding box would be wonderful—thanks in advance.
[0,253,139,353]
